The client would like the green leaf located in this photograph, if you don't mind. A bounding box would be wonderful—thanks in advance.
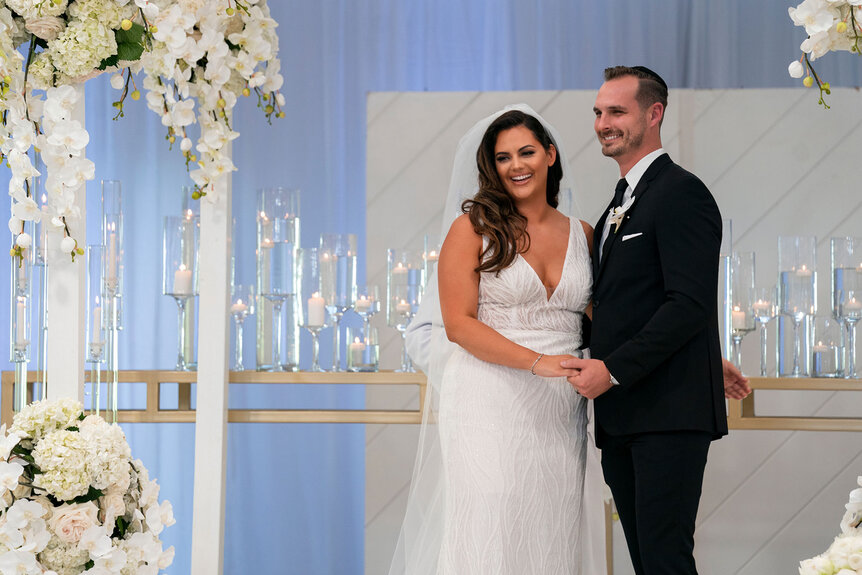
[116,22,145,45]
[78,412,86,421]
[68,486,104,504]
[84,560,94,570]
[65,426,79,432]
[97,54,119,71]
[116,41,144,63]
[115,516,128,538]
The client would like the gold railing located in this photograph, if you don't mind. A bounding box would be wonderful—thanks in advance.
[726,376,862,431]
[0,370,427,427]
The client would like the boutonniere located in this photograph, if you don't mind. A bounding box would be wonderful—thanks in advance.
[608,196,636,233]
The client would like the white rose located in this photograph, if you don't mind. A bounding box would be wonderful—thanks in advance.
[835,569,855,575]
[849,552,862,569]
[788,60,805,78]
[24,16,65,42]
[48,502,100,544]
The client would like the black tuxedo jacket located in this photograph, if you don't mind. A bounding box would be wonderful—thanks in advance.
[590,153,727,447]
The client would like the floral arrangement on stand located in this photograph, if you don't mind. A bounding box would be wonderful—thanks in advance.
[2,0,284,263]
[798,476,862,575]
[787,0,861,107]
[0,398,174,574]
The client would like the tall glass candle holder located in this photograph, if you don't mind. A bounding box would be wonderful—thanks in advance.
[718,219,733,361]
[256,187,300,371]
[86,245,106,416]
[752,286,777,377]
[730,252,756,370]
[387,249,424,372]
[230,284,254,371]
[777,236,817,377]
[320,233,357,371]
[33,189,48,401]
[298,248,330,372]
[9,239,33,412]
[163,215,199,371]
[102,181,124,421]
[831,237,862,379]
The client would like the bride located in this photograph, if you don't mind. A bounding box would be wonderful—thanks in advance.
[390,105,605,574]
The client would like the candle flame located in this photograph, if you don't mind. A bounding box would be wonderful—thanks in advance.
[186,209,193,220]
[354,337,361,344]
[259,211,268,220]
[237,298,243,305]
[179,264,187,271]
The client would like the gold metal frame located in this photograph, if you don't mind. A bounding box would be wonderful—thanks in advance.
[0,370,427,426]
[726,377,862,431]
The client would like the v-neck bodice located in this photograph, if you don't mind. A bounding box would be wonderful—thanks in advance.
[477,217,592,342]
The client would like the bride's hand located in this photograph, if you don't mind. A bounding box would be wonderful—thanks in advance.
[532,354,581,378]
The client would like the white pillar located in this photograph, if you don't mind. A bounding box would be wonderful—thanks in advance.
[190,164,231,574]
[46,85,86,402]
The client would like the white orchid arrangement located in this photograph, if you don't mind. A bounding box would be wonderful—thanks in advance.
[1,0,284,268]
[0,398,174,574]
[788,0,862,107]
[798,476,862,575]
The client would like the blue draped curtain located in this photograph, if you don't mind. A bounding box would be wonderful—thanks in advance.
[2,1,859,572]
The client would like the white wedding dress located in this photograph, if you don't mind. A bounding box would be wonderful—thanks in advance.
[437,217,594,574]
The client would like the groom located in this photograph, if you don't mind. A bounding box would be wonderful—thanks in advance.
[563,66,749,574]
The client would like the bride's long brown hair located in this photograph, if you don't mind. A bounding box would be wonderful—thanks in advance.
[462,110,562,274]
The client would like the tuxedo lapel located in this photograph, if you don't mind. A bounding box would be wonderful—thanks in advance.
[594,154,672,286]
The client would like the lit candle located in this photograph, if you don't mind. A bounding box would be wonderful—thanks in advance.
[731,306,747,330]
[354,296,372,313]
[230,299,249,315]
[92,299,102,343]
[174,264,193,295]
[795,264,813,277]
[392,263,408,275]
[349,336,366,365]
[307,292,326,327]
[846,297,862,313]
[751,300,772,317]
[396,299,411,314]
[107,228,118,284]
[426,250,439,262]
[812,341,828,353]
[15,297,27,347]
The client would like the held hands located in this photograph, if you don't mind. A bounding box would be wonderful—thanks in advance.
[722,358,752,400]
[560,357,614,399]
[532,354,582,379]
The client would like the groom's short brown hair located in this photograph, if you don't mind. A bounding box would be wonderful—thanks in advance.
[604,65,668,117]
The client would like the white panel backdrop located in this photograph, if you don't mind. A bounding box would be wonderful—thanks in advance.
[366,88,862,574]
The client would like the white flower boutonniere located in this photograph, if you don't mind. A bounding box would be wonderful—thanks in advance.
[608,196,636,233]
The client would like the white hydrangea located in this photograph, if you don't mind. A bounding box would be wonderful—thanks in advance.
[67,0,135,28]
[6,0,69,20]
[48,18,117,79]
[37,535,89,574]
[32,430,91,501]
[26,50,56,90]
[11,398,82,441]
[78,416,131,492]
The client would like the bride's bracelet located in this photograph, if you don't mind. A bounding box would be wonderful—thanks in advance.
[530,353,544,376]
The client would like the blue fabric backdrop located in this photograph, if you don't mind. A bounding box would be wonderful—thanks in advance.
[2,1,861,573]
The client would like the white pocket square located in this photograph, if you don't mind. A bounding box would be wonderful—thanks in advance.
[622,232,643,242]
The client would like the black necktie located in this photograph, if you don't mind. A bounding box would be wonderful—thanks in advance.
[613,178,628,208]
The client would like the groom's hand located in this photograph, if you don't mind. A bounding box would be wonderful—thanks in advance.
[722,358,751,399]
[561,357,614,399]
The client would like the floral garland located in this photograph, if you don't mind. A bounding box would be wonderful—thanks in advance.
[788,0,862,107]
[0,398,174,574]
[798,476,862,575]
[1,0,284,263]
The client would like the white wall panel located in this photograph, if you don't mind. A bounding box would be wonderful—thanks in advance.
[366,88,862,574]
